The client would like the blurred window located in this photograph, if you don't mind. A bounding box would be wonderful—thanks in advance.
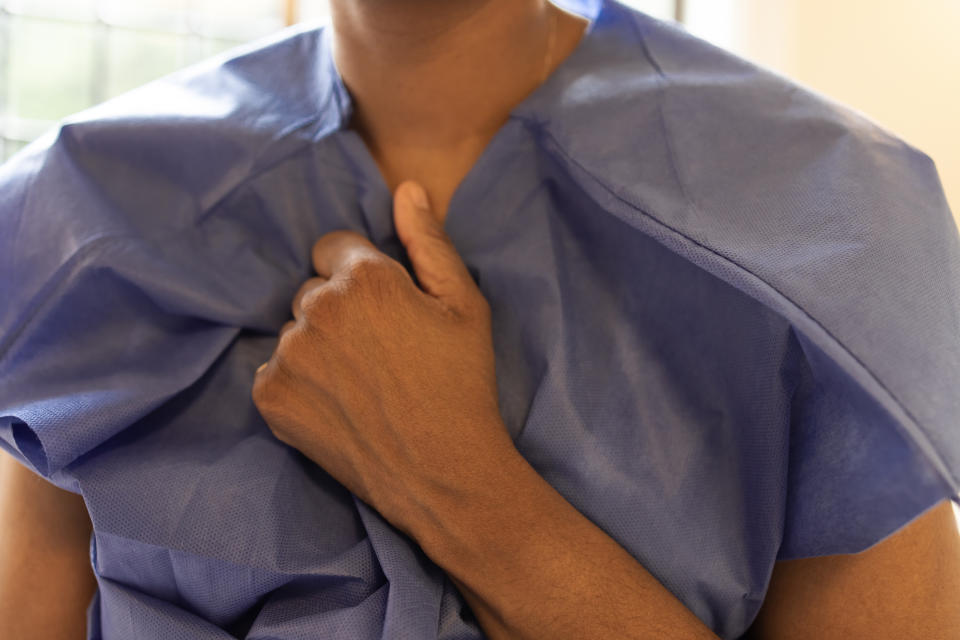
[0,0,678,162]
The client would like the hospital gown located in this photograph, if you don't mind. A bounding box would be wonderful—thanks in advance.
[1,0,959,637]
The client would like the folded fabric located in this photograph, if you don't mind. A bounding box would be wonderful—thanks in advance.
[1,0,958,637]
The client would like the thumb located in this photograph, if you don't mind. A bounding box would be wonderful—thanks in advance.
[393,180,477,307]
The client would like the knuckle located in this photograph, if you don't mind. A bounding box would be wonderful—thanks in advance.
[299,287,345,328]
[285,302,334,357]
[299,286,328,316]
[346,255,388,284]
[345,256,406,303]
[292,277,324,317]
[275,319,302,353]
[272,345,301,383]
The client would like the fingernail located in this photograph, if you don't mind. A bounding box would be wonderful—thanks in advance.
[256,362,267,374]
[406,182,429,211]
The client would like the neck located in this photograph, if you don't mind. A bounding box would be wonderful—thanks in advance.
[329,0,589,218]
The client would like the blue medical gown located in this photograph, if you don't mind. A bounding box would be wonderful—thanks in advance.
[2,0,959,637]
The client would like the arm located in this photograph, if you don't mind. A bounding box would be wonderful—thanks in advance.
[407,431,719,640]
[744,498,960,639]
[0,451,97,640]
[418,459,960,640]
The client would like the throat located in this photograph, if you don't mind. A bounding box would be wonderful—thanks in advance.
[333,1,591,224]
[356,126,502,225]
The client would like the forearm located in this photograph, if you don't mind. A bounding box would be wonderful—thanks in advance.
[404,430,720,640]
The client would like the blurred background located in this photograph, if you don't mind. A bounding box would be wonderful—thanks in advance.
[0,0,957,222]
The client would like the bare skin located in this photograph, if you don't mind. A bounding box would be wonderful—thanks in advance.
[0,452,95,640]
[745,498,960,639]
[329,0,590,223]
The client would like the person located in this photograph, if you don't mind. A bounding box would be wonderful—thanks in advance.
[1,0,959,638]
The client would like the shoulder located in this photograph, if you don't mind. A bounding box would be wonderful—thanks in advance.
[548,0,960,549]
[636,3,960,559]
[1,22,340,234]
[56,21,335,152]
[0,25,340,342]
[540,3,952,260]
[596,1,945,225]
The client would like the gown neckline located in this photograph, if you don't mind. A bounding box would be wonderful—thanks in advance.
[317,0,607,244]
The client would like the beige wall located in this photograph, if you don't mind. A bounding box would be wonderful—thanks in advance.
[684,0,960,224]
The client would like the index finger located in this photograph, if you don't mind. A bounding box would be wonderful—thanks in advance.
[311,229,385,279]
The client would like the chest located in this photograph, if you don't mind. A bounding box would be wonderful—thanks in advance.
[76,156,798,639]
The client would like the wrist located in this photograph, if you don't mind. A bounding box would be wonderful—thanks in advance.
[401,435,537,568]
[406,441,571,599]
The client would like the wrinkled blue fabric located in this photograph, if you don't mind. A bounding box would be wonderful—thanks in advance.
[2,0,959,637]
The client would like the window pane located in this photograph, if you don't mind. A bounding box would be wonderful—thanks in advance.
[8,16,96,121]
[619,0,677,21]
[188,0,283,40]
[106,29,187,98]
[193,37,245,62]
[97,0,188,32]
[299,0,331,24]
[191,0,279,21]
[4,0,96,21]
[2,138,29,163]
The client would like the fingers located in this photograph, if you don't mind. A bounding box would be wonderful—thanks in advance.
[292,277,328,321]
[392,180,483,312]
[259,279,322,375]
[257,318,296,374]
[311,229,386,281]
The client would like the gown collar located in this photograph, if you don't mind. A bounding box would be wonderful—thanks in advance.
[309,0,677,254]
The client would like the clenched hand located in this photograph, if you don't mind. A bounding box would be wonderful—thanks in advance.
[251,180,515,539]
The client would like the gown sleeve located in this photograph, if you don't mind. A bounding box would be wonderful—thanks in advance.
[598,11,960,561]
[0,27,329,489]
[779,316,959,560]
[0,124,241,487]
[771,144,960,559]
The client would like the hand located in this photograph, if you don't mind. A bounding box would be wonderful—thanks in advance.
[251,181,515,537]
